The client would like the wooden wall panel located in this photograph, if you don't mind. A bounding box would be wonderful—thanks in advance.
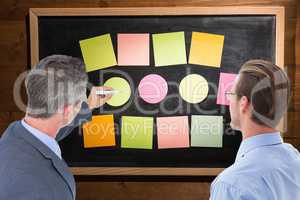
[0,1,299,200]
[76,181,211,200]
[0,21,27,66]
[295,5,300,112]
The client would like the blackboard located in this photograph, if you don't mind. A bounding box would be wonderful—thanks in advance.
[29,7,284,176]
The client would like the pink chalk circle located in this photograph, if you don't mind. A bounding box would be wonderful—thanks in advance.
[138,74,168,104]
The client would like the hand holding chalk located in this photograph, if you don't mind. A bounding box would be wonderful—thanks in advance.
[95,90,119,95]
[87,86,113,110]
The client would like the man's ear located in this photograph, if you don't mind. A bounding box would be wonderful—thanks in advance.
[62,104,72,117]
[239,96,250,114]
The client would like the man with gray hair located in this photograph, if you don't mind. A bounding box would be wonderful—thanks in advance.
[0,55,112,199]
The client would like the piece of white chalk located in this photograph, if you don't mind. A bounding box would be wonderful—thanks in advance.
[95,90,119,95]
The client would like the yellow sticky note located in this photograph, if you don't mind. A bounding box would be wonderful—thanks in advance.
[82,115,116,148]
[79,34,117,72]
[152,32,187,67]
[189,32,224,68]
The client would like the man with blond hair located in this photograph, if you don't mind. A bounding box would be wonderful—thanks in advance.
[210,60,300,199]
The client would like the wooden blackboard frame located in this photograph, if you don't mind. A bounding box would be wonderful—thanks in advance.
[29,6,285,176]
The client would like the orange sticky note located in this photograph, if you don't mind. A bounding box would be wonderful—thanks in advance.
[82,115,116,148]
[156,116,190,149]
[189,32,224,68]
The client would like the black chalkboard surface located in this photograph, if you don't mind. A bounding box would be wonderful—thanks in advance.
[30,7,284,175]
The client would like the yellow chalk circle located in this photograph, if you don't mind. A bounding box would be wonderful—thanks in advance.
[104,77,131,107]
[179,74,209,104]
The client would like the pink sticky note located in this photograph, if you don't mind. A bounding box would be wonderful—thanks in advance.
[217,73,238,105]
[157,116,190,149]
[117,33,149,66]
[138,74,168,104]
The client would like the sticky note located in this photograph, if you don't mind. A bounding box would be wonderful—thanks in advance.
[217,73,238,105]
[79,34,117,72]
[121,116,153,149]
[191,115,223,148]
[104,77,131,107]
[189,32,224,68]
[157,116,190,149]
[82,115,116,148]
[138,74,168,104]
[152,32,187,66]
[118,33,149,66]
[179,74,209,104]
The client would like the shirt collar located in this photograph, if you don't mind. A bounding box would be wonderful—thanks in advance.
[21,119,62,159]
[236,132,283,162]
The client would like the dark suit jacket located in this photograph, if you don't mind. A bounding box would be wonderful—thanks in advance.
[0,102,91,200]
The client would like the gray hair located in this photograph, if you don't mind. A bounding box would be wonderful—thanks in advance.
[25,55,88,118]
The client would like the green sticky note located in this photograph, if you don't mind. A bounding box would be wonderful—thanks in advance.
[121,116,153,149]
[152,31,187,67]
[191,115,223,148]
[79,34,117,72]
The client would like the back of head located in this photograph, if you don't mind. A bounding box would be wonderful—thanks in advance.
[25,55,88,118]
[235,59,290,128]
